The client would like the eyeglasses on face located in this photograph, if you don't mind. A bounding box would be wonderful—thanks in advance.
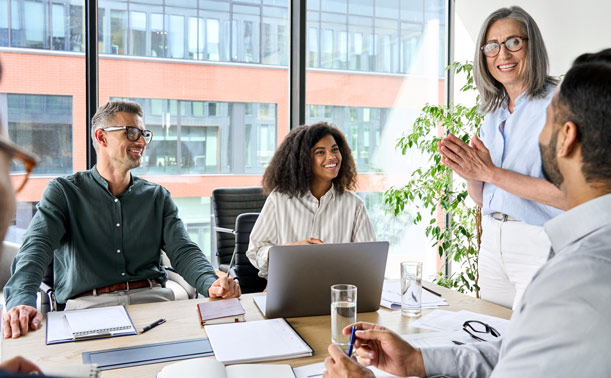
[481,36,528,58]
[0,136,39,193]
[102,126,153,144]
[462,320,501,342]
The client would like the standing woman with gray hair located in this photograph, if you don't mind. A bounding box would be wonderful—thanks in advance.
[438,6,564,309]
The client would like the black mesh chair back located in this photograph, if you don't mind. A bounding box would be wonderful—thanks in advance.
[211,187,267,292]
[232,212,267,293]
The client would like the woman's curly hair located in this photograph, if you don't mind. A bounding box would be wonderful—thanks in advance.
[262,122,357,196]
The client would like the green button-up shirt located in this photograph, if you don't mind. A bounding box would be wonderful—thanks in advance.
[4,167,218,309]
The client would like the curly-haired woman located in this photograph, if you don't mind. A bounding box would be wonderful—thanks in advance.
[245,122,376,278]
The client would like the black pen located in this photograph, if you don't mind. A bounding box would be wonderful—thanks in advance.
[423,286,442,297]
[141,318,166,334]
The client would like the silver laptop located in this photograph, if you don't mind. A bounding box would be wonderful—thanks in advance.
[257,241,389,318]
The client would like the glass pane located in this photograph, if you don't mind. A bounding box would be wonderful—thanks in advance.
[306,0,448,279]
[98,0,289,263]
[0,1,85,244]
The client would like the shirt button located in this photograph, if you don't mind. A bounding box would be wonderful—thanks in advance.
[114,199,118,203]
[116,223,120,227]
[121,272,126,276]
[116,249,121,253]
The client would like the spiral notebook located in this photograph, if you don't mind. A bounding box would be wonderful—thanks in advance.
[46,305,137,345]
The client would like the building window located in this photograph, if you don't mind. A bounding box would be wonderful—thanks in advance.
[5,93,73,175]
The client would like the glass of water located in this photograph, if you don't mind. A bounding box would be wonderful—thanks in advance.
[401,261,423,317]
[330,284,357,347]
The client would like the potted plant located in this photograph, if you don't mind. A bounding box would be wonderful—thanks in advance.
[384,62,484,296]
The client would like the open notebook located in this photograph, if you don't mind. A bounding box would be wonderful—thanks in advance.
[204,318,312,364]
[157,358,295,378]
[46,305,137,344]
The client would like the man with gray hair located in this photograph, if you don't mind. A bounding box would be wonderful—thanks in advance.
[3,100,240,339]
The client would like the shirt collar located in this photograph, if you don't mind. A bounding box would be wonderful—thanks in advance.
[91,165,135,195]
[544,193,611,255]
[500,90,528,114]
[305,183,337,202]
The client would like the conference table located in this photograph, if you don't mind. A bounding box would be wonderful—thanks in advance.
[1,283,512,377]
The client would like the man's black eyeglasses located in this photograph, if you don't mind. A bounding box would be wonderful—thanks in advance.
[463,320,501,342]
[102,126,153,144]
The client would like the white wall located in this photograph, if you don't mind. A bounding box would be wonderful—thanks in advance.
[454,0,611,81]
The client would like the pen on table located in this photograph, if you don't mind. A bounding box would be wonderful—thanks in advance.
[423,286,442,297]
[140,318,166,334]
[347,325,357,357]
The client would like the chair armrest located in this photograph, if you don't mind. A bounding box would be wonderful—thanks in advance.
[214,227,235,234]
[164,266,198,300]
[39,281,57,313]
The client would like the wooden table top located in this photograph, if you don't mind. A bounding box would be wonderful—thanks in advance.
[1,283,511,377]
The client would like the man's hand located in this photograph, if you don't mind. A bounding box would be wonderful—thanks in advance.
[285,238,324,246]
[323,344,375,378]
[348,322,426,377]
[208,276,241,299]
[2,305,42,339]
[438,134,495,182]
[0,356,42,374]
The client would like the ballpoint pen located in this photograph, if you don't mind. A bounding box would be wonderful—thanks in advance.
[141,318,166,334]
[347,325,357,357]
[423,286,442,297]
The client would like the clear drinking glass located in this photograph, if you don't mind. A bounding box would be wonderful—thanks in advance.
[330,284,357,347]
[401,261,423,317]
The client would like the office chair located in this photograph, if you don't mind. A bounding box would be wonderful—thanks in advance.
[211,187,267,293]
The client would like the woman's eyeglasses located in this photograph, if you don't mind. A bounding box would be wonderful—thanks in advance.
[102,126,153,144]
[0,137,39,193]
[481,36,528,58]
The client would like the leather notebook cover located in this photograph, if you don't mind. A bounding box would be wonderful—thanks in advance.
[197,298,245,325]
[81,338,213,370]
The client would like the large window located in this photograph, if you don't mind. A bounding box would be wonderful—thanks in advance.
[306,0,448,278]
[1,0,448,277]
[96,0,290,265]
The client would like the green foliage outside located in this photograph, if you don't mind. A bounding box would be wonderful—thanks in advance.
[384,62,484,296]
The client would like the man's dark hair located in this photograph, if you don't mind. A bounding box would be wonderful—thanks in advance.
[262,122,357,196]
[556,49,611,184]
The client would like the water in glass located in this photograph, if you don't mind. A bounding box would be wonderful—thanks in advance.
[401,275,422,317]
[331,301,356,346]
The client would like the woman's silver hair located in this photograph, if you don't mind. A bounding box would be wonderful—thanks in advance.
[90,100,143,151]
[473,6,558,114]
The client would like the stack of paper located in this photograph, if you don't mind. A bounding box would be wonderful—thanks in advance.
[204,318,312,364]
[294,362,402,378]
[409,309,509,342]
[380,281,448,310]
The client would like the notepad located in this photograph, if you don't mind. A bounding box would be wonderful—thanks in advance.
[46,305,137,344]
[204,318,313,364]
[157,358,295,378]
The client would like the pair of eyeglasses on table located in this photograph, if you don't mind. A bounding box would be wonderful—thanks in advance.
[0,136,39,193]
[452,320,501,345]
